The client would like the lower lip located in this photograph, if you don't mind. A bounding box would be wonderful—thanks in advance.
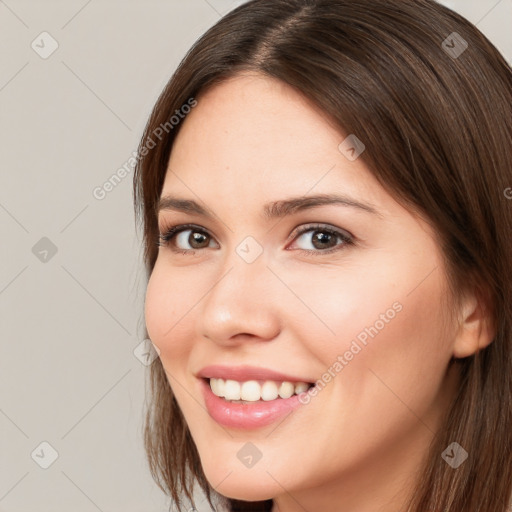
[200,378,310,429]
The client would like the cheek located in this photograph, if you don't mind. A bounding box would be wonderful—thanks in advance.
[332,269,452,426]
[144,262,196,359]
[281,263,405,363]
[144,267,168,344]
[296,257,452,397]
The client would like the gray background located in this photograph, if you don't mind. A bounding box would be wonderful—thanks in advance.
[1,1,510,511]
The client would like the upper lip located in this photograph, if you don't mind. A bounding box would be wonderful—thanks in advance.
[197,364,314,383]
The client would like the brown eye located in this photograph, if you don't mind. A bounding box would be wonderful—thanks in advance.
[158,224,216,252]
[183,230,210,249]
[290,224,354,255]
[310,230,338,250]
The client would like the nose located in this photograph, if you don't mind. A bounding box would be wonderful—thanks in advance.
[198,251,282,346]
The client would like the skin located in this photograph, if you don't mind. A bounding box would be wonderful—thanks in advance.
[145,73,494,512]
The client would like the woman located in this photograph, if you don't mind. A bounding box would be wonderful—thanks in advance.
[133,1,512,511]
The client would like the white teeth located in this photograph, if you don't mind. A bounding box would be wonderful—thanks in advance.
[208,378,312,402]
[240,380,261,401]
[224,379,241,400]
[210,377,222,396]
[261,381,278,401]
[278,381,295,399]
[294,382,309,394]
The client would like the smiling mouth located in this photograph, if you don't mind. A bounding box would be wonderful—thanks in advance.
[204,377,315,403]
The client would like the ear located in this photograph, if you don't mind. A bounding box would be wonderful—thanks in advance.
[452,288,496,359]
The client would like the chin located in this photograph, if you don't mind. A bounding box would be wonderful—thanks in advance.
[201,461,278,502]
[214,481,276,503]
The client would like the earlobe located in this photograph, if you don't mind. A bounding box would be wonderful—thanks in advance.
[452,290,496,359]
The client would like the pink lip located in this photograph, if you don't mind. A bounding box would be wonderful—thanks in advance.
[197,364,313,383]
[199,377,309,429]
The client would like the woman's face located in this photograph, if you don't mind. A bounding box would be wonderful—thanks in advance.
[145,73,461,509]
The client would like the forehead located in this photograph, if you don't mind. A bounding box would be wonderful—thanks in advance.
[163,73,380,203]
[175,75,340,159]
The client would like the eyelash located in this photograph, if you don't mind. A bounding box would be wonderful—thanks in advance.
[156,222,354,256]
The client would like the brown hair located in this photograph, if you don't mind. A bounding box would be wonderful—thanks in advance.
[133,1,512,511]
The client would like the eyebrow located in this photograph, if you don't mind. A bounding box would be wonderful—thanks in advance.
[157,193,383,220]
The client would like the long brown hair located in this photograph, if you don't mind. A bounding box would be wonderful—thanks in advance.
[133,1,512,510]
